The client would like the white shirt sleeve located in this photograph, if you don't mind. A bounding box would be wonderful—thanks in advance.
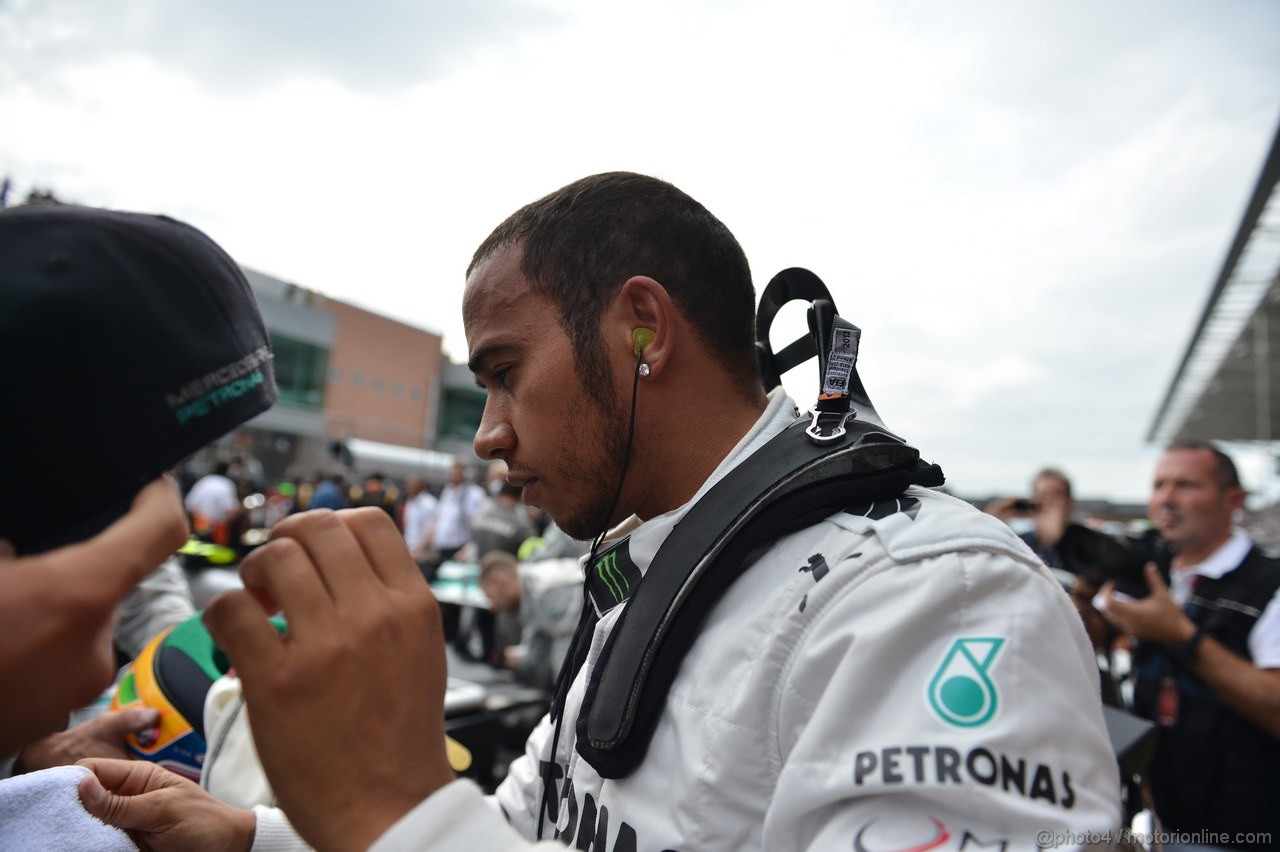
[467,485,487,519]
[1248,586,1280,669]
[370,780,566,852]
[248,739,558,851]
[113,558,196,659]
[250,806,311,851]
[249,785,544,852]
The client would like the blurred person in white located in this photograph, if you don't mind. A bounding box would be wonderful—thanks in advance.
[402,475,439,580]
[455,481,538,663]
[478,551,583,690]
[185,459,241,543]
[465,481,537,563]
[427,460,487,562]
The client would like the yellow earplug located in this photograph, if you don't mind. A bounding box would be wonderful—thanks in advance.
[632,327,656,356]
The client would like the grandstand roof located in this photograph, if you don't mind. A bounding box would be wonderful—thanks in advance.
[1148,119,1280,446]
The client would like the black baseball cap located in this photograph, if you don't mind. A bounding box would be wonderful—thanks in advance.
[0,203,278,553]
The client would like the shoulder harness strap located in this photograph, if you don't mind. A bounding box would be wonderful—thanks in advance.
[575,268,945,778]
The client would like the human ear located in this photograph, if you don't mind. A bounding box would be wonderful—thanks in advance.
[613,277,674,378]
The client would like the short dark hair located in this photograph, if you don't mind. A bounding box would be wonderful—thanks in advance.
[1166,440,1242,490]
[1033,468,1072,500]
[480,550,518,581]
[469,172,760,401]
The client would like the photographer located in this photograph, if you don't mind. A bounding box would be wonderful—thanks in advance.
[986,468,1127,579]
[1101,442,1280,850]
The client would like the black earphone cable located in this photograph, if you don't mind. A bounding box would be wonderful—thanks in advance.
[536,346,645,840]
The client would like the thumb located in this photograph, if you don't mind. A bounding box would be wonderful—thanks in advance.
[78,760,176,832]
[78,771,110,815]
[94,706,160,737]
[0,538,14,559]
[1145,562,1170,593]
[78,772,139,826]
[79,773,151,832]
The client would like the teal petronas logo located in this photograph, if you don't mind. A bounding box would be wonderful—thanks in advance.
[927,638,1005,728]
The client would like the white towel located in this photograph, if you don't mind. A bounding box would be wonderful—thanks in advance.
[0,765,136,851]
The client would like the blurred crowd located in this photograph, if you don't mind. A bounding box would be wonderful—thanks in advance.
[176,455,550,561]
[177,452,589,686]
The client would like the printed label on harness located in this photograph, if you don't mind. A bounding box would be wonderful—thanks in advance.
[822,317,861,397]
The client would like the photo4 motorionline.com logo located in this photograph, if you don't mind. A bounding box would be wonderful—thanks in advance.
[1034,829,1272,849]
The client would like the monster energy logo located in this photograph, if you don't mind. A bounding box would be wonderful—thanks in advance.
[928,637,1004,728]
[594,550,630,604]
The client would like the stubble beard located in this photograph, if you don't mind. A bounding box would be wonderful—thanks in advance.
[553,370,632,541]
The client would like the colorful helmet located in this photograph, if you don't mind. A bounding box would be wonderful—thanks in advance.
[110,613,283,780]
[111,612,472,781]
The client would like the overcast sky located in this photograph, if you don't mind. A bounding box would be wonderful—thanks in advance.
[3,0,1278,504]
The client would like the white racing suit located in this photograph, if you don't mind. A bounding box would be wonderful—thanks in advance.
[253,390,1120,851]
